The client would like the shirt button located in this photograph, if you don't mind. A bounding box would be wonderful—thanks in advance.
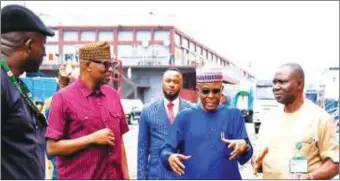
[108,152,112,155]
[36,125,38,129]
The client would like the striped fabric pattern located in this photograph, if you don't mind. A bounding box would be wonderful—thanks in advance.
[45,79,129,179]
[196,73,223,83]
[137,98,192,180]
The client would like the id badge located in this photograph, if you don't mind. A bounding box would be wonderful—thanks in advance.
[289,156,308,173]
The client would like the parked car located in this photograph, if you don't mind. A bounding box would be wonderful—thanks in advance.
[131,106,143,123]
[120,99,144,124]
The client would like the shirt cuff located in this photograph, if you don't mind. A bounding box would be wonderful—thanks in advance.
[121,125,129,136]
[238,140,253,165]
[160,149,173,171]
[321,150,339,163]
[45,127,63,141]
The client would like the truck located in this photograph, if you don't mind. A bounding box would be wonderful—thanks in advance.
[253,80,279,134]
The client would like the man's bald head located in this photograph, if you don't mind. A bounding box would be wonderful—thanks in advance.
[273,63,305,105]
[279,63,305,85]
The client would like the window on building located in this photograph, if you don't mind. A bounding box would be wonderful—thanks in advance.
[202,49,206,58]
[154,30,170,41]
[183,38,189,49]
[43,44,59,64]
[47,29,59,42]
[63,31,78,41]
[63,44,79,54]
[207,52,211,60]
[190,42,195,52]
[196,46,202,55]
[175,47,183,65]
[80,31,96,41]
[136,31,151,42]
[118,30,133,41]
[62,44,81,62]
[175,33,181,46]
[99,31,114,41]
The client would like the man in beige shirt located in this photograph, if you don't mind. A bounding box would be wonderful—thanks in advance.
[252,63,339,179]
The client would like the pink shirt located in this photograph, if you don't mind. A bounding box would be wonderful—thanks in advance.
[45,78,129,179]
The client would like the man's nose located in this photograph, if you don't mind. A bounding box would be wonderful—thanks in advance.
[207,91,215,98]
[107,66,113,72]
[169,82,175,88]
[273,83,280,92]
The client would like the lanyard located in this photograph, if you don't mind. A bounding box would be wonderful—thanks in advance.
[1,59,47,126]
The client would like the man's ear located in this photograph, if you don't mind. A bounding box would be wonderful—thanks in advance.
[80,60,91,72]
[297,78,304,90]
[25,39,33,54]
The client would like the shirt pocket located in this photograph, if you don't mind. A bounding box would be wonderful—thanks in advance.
[299,135,319,159]
[108,109,123,136]
[72,113,103,137]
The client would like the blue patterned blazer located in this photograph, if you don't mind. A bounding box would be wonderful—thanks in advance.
[137,98,192,180]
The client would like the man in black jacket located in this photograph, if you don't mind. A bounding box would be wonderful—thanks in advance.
[1,4,55,179]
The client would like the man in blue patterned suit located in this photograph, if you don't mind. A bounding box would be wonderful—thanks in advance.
[137,67,192,180]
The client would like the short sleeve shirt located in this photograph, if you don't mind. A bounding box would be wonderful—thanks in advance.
[45,78,129,179]
[257,99,339,179]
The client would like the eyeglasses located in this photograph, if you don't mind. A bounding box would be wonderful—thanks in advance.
[199,88,222,95]
[89,59,117,70]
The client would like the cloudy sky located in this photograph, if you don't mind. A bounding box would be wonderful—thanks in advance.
[2,1,339,83]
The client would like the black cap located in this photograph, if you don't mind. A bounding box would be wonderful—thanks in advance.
[1,4,55,36]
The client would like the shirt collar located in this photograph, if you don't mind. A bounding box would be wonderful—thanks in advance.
[76,78,105,98]
[164,96,180,107]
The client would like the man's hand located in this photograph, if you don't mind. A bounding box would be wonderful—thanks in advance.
[168,154,191,176]
[251,147,269,177]
[90,128,115,146]
[221,133,248,160]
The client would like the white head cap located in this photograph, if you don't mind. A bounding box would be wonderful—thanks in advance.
[196,65,223,83]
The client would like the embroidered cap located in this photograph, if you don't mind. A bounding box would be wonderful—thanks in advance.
[196,66,223,83]
[79,41,111,60]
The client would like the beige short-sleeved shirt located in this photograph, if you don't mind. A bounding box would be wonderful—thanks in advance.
[256,99,339,179]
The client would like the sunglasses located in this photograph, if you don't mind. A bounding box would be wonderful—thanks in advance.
[199,88,222,95]
[89,59,117,70]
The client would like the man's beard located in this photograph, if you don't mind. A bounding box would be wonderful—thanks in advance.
[24,55,42,73]
[163,89,180,101]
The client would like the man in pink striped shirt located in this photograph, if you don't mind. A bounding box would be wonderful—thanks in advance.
[45,41,129,179]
